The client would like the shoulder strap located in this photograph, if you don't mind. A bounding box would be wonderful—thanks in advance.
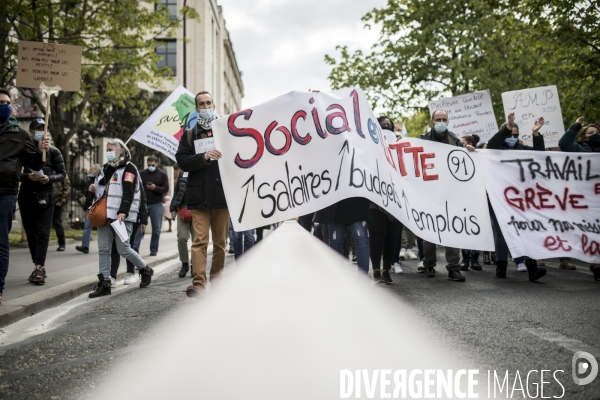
[187,127,194,146]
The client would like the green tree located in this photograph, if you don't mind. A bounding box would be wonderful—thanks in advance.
[325,0,594,127]
[0,0,198,170]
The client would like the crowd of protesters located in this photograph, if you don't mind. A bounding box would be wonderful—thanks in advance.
[0,87,598,306]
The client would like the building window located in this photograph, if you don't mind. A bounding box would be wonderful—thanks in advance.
[156,40,177,76]
[156,0,178,19]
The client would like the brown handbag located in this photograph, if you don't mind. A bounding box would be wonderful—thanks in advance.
[88,182,110,229]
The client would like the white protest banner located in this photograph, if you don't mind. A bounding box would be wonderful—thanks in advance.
[501,85,564,148]
[481,150,600,263]
[428,90,498,143]
[130,86,198,161]
[212,88,495,250]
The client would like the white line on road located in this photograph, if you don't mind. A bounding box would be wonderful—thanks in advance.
[522,328,600,358]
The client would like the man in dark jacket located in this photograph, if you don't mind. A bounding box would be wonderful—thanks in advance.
[418,109,475,282]
[176,91,228,297]
[134,155,169,256]
[170,171,194,277]
[20,118,67,285]
[0,89,50,303]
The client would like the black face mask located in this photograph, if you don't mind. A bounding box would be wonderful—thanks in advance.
[381,124,392,130]
[589,133,600,147]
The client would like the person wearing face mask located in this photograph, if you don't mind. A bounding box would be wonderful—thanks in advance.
[417,110,476,282]
[19,118,67,285]
[486,112,547,281]
[88,139,154,297]
[0,89,49,304]
[558,116,600,281]
[76,164,102,254]
[133,155,169,256]
[176,91,228,298]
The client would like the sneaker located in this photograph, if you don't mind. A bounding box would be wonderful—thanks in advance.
[448,270,466,282]
[399,248,407,260]
[460,260,470,271]
[406,249,418,260]
[351,255,357,263]
[32,266,46,285]
[75,245,89,254]
[470,259,482,271]
[139,266,154,288]
[372,271,383,283]
[124,273,136,285]
[483,252,491,265]
[516,263,527,272]
[417,260,425,271]
[424,266,435,278]
[381,271,393,284]
[228,248,234,254]
[57,246,65,252]
[149,252,157,256]
[110,277,117,286]
[392,263,403,274]
[559,259,576,270]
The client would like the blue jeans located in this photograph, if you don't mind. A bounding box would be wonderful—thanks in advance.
[0,194,17,294]
[233,229,255,260]
[328,222,370,273]
[98,222,145,280]
[81,210,92,248]
[134,202,163,253]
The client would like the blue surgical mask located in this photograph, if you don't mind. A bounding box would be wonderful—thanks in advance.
[106,151,117,162]
[0,104,11,123]
[148,166,157,172]
[198,108,214,120]
[434,122,448,133]
[505,137,518,147]
[88,173,96,178]
[34,131,44,141]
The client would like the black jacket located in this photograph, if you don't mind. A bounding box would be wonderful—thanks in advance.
[175,124,227,210]
[139,167,169,205]
[487,124,545,151]
[20,146,66,195]
[0,120,44,195]
[138,185,148,226]
[419,128,463,147]
[99,158,139,217]
[84,176,95,209]
[170,174,188,212]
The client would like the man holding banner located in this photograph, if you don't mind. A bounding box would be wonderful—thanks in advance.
[419,110,474,282]
[176,91,228,298]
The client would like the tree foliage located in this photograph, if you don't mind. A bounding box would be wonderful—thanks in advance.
[326,0,599,128]
[0,0,198,170]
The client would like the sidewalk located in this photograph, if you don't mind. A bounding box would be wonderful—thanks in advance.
[0,229,186,328]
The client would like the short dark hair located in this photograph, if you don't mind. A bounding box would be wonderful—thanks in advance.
[147,155,158,163]
[195,91,212,107]
[0,88,10,98]
[431,109,448,120]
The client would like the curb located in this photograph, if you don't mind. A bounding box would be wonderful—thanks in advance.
[0,250,180,329]
[10,238,76,249]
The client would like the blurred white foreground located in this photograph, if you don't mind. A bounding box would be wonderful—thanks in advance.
[92,221,491,399]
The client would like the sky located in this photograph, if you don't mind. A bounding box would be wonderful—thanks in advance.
[217,0,387,109]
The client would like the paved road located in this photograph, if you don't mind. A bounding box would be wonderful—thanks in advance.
[0,226,598,399]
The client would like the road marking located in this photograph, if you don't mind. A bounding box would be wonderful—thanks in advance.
[522,328,600,358]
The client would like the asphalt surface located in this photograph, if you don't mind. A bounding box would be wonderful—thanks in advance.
[0,233,598,399]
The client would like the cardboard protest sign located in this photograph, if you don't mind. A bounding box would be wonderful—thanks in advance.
[16,41,82,92]
[212,88,495,250]
[428,90,498,143]
[130,86,197,161]
[481,150,600,263]
[501,85,564,148]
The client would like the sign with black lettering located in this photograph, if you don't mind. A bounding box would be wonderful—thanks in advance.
[482,150,600,262]
[213,88,495,251]
[501,85,564,148]
[16,41,82,92]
